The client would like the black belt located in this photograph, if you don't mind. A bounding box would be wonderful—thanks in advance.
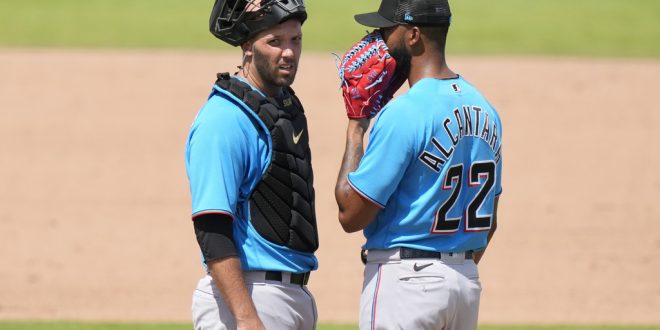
[361,248,474,264]
[399,247,473,260]
[265,271,310,286]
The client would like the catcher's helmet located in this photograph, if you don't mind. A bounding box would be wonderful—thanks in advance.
[210,0,307,47]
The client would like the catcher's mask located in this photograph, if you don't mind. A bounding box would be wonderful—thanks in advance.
[210,0,307,47]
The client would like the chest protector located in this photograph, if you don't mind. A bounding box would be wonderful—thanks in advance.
[215,73,319,253]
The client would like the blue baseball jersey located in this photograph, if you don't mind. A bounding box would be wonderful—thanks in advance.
[348,76,503,253]
[185,78,318,272]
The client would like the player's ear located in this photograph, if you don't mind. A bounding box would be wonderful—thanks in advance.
[408,26,422,47]
[241,41,253,57]
[407,26,423,56]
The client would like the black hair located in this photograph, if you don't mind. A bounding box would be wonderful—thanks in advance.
[420,25,449,53]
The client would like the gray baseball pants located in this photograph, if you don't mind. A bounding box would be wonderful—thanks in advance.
[192,272,317,330]
[359,248,481,330]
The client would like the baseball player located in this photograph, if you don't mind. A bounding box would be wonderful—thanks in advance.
[334,0,503,329]
[185,0,319,329]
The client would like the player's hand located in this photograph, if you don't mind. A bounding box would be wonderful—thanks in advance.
[338,31,405,119]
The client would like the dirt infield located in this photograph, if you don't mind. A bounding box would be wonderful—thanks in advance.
[0,49,659,324]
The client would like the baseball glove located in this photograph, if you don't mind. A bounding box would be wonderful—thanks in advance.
[338,31,405,119]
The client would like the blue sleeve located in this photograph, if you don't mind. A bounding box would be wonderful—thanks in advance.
[348,100,418,207]
[494,115,503,196]
[495,150,503,196]
[186,99,247,219]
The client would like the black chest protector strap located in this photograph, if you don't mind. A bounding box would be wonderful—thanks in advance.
[215,73,319,253]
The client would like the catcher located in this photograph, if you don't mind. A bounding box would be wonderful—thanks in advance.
[185,0,319,329]
[334,0,503,329]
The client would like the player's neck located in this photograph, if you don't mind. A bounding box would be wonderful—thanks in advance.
[408,55,456,86]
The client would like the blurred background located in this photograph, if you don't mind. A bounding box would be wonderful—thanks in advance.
[1,0,659,56]
[0,0,659,329]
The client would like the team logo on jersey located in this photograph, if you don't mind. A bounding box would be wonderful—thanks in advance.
[451,83,461,93]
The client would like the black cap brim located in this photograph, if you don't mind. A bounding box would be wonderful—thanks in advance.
[354,12,398,28]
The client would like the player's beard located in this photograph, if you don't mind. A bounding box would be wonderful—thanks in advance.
[252,45,297,88]
[389,39,412,80]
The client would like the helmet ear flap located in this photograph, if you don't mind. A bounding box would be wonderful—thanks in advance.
[209,0,249,46]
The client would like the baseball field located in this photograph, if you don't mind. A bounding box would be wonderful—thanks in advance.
[1,0,659,329]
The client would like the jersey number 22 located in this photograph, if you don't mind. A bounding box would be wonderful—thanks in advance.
[431,161,495,234]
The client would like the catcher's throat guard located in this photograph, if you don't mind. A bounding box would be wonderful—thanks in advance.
[210,0,307,46]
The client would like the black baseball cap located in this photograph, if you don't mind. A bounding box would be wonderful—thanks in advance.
[355,0,452,28]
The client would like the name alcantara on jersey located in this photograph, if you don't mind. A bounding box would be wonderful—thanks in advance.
[419,105,502,173]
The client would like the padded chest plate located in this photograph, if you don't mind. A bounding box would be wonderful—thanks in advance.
[215,73,319,253]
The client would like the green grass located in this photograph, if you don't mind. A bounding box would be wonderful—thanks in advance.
[481,327,660,330]
[0,0,659,56]
[0,323,659,330]
[449,0,660,57]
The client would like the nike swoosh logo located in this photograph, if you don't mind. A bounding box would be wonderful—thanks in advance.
[413,263,433,272]
[293,129,304,144]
